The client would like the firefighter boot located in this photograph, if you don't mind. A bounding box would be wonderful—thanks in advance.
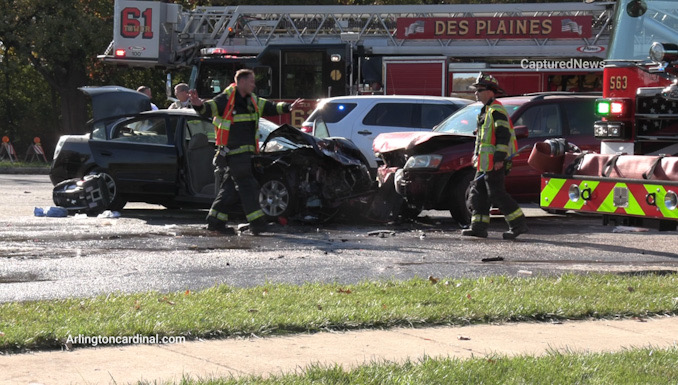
[238,219,267,236]
[502,222,528,240]
[461,226,488,238]
[207,217,236,235]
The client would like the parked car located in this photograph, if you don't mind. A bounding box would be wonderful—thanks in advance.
[372,92,601,225]
[301,95,472,169]
[50,86,374,222]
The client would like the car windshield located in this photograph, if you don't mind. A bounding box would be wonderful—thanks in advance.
[433,102,521,134]
[608,0,678,61]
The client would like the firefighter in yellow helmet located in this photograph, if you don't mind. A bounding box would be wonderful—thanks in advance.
[188,69,301,235]
[462,73,528,240]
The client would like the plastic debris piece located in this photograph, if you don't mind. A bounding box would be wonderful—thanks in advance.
[46,206,68,217]
[612,226,649,233]
[34,207,45,217]
[97,210,120,218]
[367,230,396,237]
[517,270,533,275]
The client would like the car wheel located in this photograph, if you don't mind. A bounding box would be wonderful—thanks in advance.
[258,175,295,219]
[448,170,474,227]
[89,169,127,211]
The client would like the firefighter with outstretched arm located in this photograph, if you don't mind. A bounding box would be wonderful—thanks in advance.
[188,69,301,235]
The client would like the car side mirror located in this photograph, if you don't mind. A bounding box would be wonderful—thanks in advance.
[514,125,529,139]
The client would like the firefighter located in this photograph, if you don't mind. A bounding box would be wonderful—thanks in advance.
[188,69,300,235]
[462,73,528,240]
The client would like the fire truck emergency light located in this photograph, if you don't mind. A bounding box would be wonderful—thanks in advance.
[595,100,626,116]
[201,47,229,55]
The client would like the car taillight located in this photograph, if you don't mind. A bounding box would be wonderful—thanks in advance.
[300,124,313,133]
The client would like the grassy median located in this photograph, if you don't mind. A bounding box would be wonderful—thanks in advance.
[1,272,676,353]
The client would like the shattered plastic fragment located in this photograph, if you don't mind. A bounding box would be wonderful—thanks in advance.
[97,210,121,218]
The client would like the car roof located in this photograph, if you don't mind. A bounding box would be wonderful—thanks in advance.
[499,92,602,104]
[317,95,471,103]
[139,108,201,116]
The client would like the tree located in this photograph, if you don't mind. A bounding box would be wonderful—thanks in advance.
[0,0,114,152]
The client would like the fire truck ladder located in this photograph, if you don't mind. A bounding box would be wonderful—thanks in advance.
[169,2,614,67]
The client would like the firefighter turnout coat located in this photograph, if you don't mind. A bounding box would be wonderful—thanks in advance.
[474,98,517,172]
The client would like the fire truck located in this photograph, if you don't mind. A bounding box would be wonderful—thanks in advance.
[539,0,678,230]
[100,0,612,125]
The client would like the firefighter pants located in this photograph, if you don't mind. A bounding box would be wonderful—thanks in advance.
[207,152,265,224]
[466,169,526,231]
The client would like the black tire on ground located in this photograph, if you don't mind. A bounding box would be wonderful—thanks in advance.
[448,170,474,227]
[89,169,127,211]
[258,175,296,219]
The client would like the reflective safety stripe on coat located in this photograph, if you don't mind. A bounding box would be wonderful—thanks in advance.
[206,84,262,153]
[474,100,518,172]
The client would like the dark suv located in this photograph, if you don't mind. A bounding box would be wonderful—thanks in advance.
[372,93,601,225]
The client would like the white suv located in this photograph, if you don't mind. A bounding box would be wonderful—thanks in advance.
[301,95,471,169]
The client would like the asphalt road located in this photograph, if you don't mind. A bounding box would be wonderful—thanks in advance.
[1,174,677,303]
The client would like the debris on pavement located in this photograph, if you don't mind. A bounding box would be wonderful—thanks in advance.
[367,230,396,237]
[481,256,504,262]
[612,226,650,233]
[97,210,121,219]
[33,206,68,217]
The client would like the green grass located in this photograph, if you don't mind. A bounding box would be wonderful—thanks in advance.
[0,160,50,168]
[1,273,677,352]
[168,347,678,384]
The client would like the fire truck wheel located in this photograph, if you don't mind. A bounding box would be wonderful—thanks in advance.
[88,168,127,211]
[448,170,473,227]
[258,174,296,219]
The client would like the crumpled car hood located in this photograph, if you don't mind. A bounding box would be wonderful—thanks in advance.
[373,131,475,154]
[262,124,367,167]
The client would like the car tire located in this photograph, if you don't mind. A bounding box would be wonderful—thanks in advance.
[258,174,296,219]
[89,169,127,211]
[448,170,473,227]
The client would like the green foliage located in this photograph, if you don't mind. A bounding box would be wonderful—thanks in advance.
[0,0,607,157]
[1,273,677,352]
[174,348,678,384]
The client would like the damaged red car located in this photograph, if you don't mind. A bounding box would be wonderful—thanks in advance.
[373,93,601,225]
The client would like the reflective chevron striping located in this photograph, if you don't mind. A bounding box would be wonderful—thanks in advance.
[540,176,678,220]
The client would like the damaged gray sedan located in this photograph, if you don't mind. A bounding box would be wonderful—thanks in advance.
[50,86,376,222]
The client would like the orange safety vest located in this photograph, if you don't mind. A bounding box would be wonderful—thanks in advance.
[209,84,261,153]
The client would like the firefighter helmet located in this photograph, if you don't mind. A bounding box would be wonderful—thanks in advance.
[470,73,505,94]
